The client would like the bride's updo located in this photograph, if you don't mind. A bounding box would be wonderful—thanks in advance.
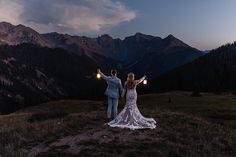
[127,73,134,81]
[125,73,135,89]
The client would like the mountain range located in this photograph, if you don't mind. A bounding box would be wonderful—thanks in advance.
[0,21,205,114]
[0,22,204,78]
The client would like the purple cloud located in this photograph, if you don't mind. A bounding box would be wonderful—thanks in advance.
[0,0,136,34]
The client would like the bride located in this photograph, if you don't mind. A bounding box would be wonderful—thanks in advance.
[108,73,156,130]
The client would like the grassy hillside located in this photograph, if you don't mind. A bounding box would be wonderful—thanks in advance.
[0,92,235,157]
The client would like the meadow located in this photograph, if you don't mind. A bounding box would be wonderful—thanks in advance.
[0,91,235,157]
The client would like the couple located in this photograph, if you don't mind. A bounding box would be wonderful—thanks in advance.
[97,69,156,130]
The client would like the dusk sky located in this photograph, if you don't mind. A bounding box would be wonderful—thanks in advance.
[0,0,236,50]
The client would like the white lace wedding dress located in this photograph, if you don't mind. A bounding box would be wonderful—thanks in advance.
[108,78,156,130]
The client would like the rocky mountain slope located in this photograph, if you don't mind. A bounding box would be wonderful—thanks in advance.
[0,44,104,114]
[0,22,204,78]
[44,32,204,77]
[151,42,236,92]
[0,22,51,47]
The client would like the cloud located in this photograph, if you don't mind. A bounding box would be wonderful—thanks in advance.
[0,0,136,33]
[0,0,23,24]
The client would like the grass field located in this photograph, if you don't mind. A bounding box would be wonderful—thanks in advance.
[0,91,235,157]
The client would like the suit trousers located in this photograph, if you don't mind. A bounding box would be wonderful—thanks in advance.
[107,97,118,119]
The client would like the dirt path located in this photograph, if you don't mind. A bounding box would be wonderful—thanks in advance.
[27,124,160,157]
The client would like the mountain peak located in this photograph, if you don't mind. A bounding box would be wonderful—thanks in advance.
[0,21,51,47]
[0,22,31,31]
[99,34,113,40]
[163,34,189,48]
[16,24,26,27]
[134,32,154,38]
[15,24,36,32]
[134,32,145,36]
[124,32,156,41]
[43,32,62,37]
[165,34,177,40]
[0,21,13,26]
[0,22,14,31]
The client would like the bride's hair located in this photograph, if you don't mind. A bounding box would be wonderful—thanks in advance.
[127,73,134,81]
[125,73,135,89]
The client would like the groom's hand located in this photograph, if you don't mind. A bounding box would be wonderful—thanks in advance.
[97,68,101,74]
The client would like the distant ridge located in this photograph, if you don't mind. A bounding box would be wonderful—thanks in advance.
[0,22,204,78]
[152,42,236,92]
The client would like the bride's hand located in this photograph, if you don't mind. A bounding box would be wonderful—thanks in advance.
[97,69,101,74]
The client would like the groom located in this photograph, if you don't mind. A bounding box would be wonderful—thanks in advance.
[97,69,123,121]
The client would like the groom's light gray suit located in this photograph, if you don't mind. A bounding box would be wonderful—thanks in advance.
[101,75,123,119]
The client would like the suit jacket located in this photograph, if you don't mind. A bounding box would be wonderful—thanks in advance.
[101,75,123,99]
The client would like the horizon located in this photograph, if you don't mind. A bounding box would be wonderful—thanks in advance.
[0,0,236,50]
[1,20,234,52]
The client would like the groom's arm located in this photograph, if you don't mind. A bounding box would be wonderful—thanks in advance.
[98,69,109,81]
[121,88,126,98]
[121,81,126,98]
[118,79,123,96]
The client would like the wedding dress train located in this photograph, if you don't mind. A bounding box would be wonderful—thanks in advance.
[108,79,156,130]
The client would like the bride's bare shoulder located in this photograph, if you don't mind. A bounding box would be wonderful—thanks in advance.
[132,80,139,85]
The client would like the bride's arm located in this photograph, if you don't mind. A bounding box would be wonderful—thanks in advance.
[121,82,127,98]
[135,75,146,85]
[121,88,126,98]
